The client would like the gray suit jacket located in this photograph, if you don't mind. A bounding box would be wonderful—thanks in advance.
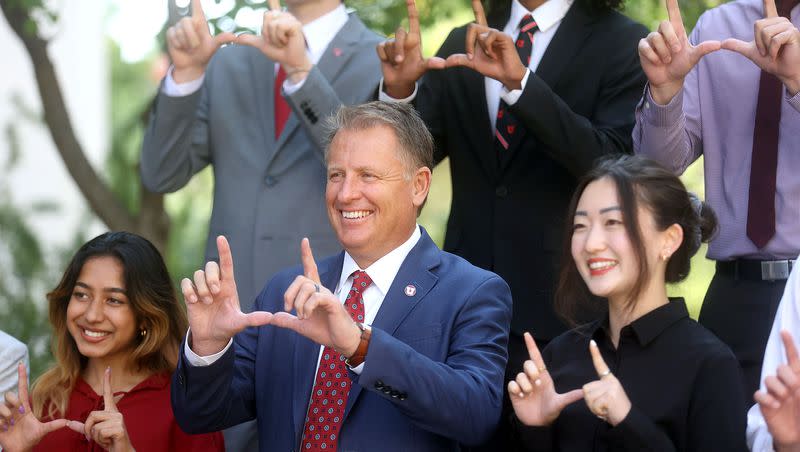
[141,14,382,311]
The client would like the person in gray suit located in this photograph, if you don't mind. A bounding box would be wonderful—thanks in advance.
[140,0,382,449]
[0,330,28,396]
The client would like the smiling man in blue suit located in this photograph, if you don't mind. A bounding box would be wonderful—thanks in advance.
[171,101,512,451]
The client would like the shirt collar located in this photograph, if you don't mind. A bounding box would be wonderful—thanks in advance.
[507,0,574,34]
[338,225,422,296]
[591,298,690,347]
[302,3,349,64]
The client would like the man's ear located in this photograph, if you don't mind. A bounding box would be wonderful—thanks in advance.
[411,167,432,208]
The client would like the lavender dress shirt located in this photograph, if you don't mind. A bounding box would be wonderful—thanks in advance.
[633,0,800,261]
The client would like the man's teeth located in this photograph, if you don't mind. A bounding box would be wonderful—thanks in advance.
[342,210,371,219]
[84,329,109,338]
[589,261,617,270]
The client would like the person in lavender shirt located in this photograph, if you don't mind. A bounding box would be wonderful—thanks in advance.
[633,0,800,405]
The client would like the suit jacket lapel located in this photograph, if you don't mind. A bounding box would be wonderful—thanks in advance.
[343,229,440,419]
[291,252,345,445]
[249,49,279,161]
[271,14,367,159]
[460,67,500,180]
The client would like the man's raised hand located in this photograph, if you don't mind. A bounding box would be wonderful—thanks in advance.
[508,333,583,426]
[722,0,800,95]
[0,363,68,452]
[166,0,236,83]
[445,1,528,90]
[755,330,800,450]
[237,0,312,82]
[638,0,721,104]
[181,236,273,356]
[377,0,445,99]
[273,239,362,357]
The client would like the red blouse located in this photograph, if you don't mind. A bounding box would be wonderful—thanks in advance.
[34,372,224,452]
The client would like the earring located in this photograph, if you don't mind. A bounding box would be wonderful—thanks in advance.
[661,253,670,261]
[140,329,147,337]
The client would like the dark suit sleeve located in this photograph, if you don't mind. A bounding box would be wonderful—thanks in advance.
[352,275,512,446]
[141,67,213,194]
[171,291,265,434]
[509,20,648,177]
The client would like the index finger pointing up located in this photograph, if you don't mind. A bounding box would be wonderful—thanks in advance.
[216,235,236,282]
[268,0,282,12]
[763,0,778,18]
[589,340,611,378]
[301,238,320,283]
[665,0,686,36]
[523,332,545,367]
[102,367,118,412]
[406,0,420,35]
[17,362,31,413]
[191,0,206,20]
[472,0,488,26]
[781,330,800,370]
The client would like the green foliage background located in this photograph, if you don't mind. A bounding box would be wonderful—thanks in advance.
[0,0,723,380]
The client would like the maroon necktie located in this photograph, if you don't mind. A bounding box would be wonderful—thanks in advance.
[274,65,291,139]
[746,0,797,248]
[300,270,371,451]
[494,14,538,155]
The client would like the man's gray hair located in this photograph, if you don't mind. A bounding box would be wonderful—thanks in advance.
[324,101,435,174]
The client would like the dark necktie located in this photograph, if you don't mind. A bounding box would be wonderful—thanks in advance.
[300,270,371,451]
[274,65,291,139]
[494,14,538,155]
[746,0,798,248]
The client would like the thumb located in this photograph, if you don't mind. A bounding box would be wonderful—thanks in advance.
[690,39,722,64]
[557,388,585,410]
[271,311,302,332]
[213,32,237,48]
[243,311,274,328]
[444,54,475,69]
[426,57,446,70]
[41,418,69,435]
[236,33,263,48]
[720,38,754,59]
[66,420,85,434]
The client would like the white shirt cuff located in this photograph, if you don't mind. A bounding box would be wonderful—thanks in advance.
[183,328,233,366]
[500,70,530,106]
[282,72,308,96]
[378,78,418,103]
[163,66,205,97]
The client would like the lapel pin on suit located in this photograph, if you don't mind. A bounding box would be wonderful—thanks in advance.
[333,47,343,57]
[404,284,416,297]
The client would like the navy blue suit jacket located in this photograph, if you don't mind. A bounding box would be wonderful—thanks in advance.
[172,229,512,451]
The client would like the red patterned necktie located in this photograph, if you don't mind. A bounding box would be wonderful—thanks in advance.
[746,0,798,248]
[300,270,371,451]
[494,14,538,154]
[274,65,291,139]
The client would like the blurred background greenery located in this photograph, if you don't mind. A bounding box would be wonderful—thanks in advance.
[0,0,723,380]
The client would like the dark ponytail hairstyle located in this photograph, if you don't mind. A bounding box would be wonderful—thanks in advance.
[554,155,717,327]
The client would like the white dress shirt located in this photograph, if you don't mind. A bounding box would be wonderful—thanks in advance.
[184,225,423,377]
[163,4,349,97]
[380,0,573,130]
[747,255,800,451]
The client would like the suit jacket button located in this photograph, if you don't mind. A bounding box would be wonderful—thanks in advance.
[390,390,401,398]
[374,380,384,390]
[398,393,407,401]
[495,186,508,198]
[383,387,392,394]
[265,176,277,187]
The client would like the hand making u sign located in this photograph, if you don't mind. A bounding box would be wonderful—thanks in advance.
[755,331,800,450]
[581,340,632,426]
[181,236,274,357]
[722,0,800,95]
[166,0,236,83]
[377,0,446,98]
[237,0,312,83]
[67,368,133,452]
[445,0,529,90]
[272,239,363,358]
[0,363,68,452]
[638,0,722,105]
[508,333,583,427]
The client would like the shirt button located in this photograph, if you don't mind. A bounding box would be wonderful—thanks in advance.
[265,176,277,187]
[495,186,508,198]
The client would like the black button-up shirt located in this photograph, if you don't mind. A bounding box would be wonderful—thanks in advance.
[516,299,747,451]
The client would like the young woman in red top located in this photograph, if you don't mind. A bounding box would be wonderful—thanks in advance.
[0,231,224,451]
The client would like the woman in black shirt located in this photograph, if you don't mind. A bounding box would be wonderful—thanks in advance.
[510,155,747,451]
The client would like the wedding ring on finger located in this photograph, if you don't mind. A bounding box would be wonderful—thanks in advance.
[599,369,612,378]
[314,283,320,293]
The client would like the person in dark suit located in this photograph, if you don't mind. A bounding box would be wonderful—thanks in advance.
[171,102,512,451]
[378,0,647,447]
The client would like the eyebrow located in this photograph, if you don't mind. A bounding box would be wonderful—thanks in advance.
[75,282,127,295]
[574,206,621,216]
